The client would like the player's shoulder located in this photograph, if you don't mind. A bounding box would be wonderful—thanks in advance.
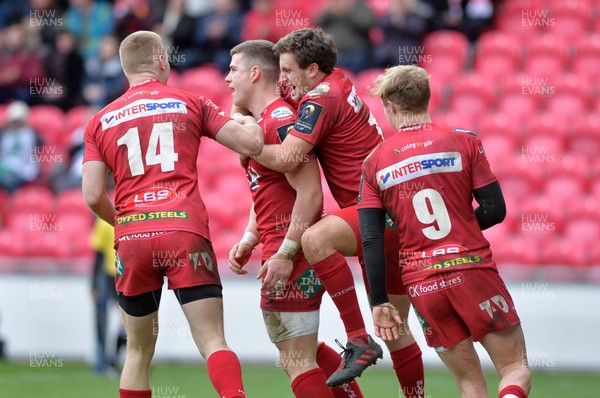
[267,98,297,121]
[451,127,478,137]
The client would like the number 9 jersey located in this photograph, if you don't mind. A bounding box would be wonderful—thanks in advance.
[83,78,231,241]
[358,123,499,285]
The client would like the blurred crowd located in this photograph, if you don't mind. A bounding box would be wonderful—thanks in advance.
[0,0,497,193]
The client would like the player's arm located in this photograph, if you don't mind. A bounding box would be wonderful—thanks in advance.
[82,161,116,226]
[473,181,506,230]
[259,154,323,291]
[215,114,263,156]
[252,134,314,173]
[359,207,402,341]
[229,204,259,275]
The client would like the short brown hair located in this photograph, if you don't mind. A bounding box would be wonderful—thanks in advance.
[368,65,430,113]
[273,28,337,73]
[119,31,164,76]
[230,40,279,83]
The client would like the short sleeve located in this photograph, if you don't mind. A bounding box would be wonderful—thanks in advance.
[471,136,498,190]
[82,117,104,163]
[357,157,384,210]
[198,96,231,139]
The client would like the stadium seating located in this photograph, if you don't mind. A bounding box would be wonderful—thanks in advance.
[571,35,600,84]
[448,73,495,117]
[28,105,65,147]
[422,30,470,82]
[474,31,522,80]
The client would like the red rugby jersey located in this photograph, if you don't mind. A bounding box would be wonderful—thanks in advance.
[83,78,231,240]
[289,68,383,208]
[359,123,499,284]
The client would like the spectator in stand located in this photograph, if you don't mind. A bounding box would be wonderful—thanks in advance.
[423,0,495,41]
[0,101,40,192]
[0,23,46,104]
[193,0,243,72]
[83,35,127,107]
[29,0,67,53]
[113,0,165,41]
[0,2,28,29]
[241,0,294,43]
[42,30,85,110]
[64,0,114,59]
[315,0,376,74]
[157,0,202,71]
[374,0,430,67]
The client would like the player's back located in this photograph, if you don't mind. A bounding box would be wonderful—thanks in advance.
[291,69,383,208]
[363,123,499,284]
[84,78,231,240]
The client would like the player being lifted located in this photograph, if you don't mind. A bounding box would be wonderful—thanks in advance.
[359,65,531,398]
[82,31,263,398]
[250,28,425,395]
[226,39,364,398]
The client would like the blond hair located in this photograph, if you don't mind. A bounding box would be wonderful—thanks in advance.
[368,65,430,113]
[119,31,165,76]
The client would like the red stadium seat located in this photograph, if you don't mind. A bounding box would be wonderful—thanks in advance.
[422,31,469,82]
[180,65,227,103]
[571,35,600,84]
[569,116,600,160]
[28,105,65,146]
[496,159,544,199]
[565,218,600,244]
[56,188,92,215]
[497,76,542,122]
[523,34,569,78]
[496,2,543,38]
[474,31,521,80]
[547,0,591,41]
[65,106,93,137]
[356,68,385,98]
[477,112,522,147]
[448,73,495,117]
[477,136,519,168]
[545,75,591,124]
[0,230,27,257]
[9,185,55,216]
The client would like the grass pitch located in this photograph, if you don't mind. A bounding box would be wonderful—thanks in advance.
[1,361,599,397]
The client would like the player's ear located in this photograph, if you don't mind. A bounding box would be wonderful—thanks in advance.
[250,66,260,82]
[307,63,319,78]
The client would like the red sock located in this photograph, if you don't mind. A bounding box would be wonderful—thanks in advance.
[312,252,367,343]
[119,388,151,398]
[499,385,528,398]
[390,343,424,398]
[291,368,335,398]
[316,342,364,398]
[207,350,245,398]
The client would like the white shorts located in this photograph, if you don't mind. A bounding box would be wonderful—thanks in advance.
[262,310,320,343]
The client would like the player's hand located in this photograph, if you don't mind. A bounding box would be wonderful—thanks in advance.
[257,252,293,292]
[229,242,254,275]
[232,113,257,125]
[372,303,403,342]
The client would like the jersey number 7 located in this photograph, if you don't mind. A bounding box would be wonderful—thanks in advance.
[117,122,179,176]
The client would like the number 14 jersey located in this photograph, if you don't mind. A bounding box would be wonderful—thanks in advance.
[83,78,231,240]
[358,123,499,285]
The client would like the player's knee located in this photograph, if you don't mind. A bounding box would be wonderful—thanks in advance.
[300,227,321,260]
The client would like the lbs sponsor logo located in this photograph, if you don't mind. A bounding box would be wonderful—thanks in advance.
[409,273,464,298]
[407,244,468,260]
[124,187,183,209]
